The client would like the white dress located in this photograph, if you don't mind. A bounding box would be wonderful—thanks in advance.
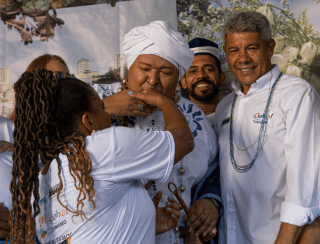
[35,127,175,244]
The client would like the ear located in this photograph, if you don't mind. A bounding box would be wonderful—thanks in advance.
[268,39,276,58]
[81,113,94,134]
[220,71,226,84]
[180,76,187,89]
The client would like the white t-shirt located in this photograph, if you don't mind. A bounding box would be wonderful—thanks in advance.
[35,126,174,244]
[0,117,14,143]
[93,83,219,244]
[0,151,13,211]
[214,65,320,243]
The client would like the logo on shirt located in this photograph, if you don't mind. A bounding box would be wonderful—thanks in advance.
[49,185,62,198]
[252,112,274,124]
[49,208,69,225]
[221,117,231,128]
[52,220,67,231]
[37,216,47,240]
[46,232,72,244]
[38,197,46,206]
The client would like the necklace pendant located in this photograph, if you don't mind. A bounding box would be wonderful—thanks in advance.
[178,167,185,175]
[173,226,180,233]
[178,185,185,193]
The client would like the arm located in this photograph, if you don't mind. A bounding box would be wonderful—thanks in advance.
[275,222,303,244]
[0,203,10,240]
[130,89,194,164]
[0,141,13,153]
[279,86,320,237]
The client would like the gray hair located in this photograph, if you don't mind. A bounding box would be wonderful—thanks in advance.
[222,11,272,46]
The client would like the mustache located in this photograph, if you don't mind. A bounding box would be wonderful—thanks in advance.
[191,78,214,88]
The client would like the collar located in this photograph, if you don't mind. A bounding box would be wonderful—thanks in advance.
[231,65,281,97]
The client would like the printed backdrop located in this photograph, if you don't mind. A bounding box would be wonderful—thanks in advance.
[1,0,320,116]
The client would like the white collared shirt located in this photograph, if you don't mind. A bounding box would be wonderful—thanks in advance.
[214,65,320,244]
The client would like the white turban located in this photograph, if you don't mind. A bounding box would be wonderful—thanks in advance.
[123,21,194,80]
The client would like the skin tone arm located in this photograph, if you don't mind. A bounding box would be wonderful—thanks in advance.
[0,203,10,239]
[275,222,303,244]
[129,89,194,164]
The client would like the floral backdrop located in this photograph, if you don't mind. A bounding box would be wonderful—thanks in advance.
[177,0,320,95]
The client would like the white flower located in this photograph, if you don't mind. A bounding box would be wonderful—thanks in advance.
[189,4,194,11]
[299,41,318,65]
[256,5,274,25]
[282,46,299,62]
[217,7,221,11]
[287,65,302,78]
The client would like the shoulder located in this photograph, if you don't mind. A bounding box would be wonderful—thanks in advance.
[0,116,13,127]
[277,74,320,108]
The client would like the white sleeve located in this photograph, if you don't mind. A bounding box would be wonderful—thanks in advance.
[280,86,320,226]
[112,127,175,183]
[0,117,14,143]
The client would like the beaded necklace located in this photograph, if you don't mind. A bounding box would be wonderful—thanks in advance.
[229,72,282,173]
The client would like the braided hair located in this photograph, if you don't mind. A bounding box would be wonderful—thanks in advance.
[10,69,98,243]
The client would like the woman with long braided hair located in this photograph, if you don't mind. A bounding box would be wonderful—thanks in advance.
[10,69,194,243]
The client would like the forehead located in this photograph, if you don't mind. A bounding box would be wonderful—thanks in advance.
[133,54,177,70]
[191,55,219,67]
[45,60,68,73]
[225,32,264,47]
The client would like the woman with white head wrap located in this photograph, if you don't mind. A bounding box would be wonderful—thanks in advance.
[92,20,220,244]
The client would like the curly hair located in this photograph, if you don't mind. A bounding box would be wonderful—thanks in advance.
[10,69,97,243]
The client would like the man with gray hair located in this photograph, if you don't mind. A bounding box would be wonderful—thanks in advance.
[213,11,320,243]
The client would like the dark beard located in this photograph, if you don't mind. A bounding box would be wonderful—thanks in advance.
[188,78,220,102]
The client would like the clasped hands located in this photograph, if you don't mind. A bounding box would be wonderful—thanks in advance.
[153,192,219,242]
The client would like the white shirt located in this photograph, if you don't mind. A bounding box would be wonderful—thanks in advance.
[207,112,215,128]
[35,127,175,244]
[214,65,320,244]
[0,117,14,143]
[93,83,219,244]
[0,151,13,211]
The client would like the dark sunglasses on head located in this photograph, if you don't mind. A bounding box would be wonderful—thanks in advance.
[55,72,76,79]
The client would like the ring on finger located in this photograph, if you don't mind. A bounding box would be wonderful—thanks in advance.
[138,104,144,111]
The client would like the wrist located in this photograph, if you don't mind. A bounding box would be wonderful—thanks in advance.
[206,198,220,211]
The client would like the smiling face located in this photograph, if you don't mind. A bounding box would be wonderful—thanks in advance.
[223,32,275,94]
[127,54,179,99]
[181,55,225,102]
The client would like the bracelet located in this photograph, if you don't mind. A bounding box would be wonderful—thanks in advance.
[208,198,220,210]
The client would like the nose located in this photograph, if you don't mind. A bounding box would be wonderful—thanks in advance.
[147,69,160,86]
[196,68,208,79]
[238,49,251,64]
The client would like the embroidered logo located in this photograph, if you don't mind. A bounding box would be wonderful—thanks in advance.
[37,216,47,240]
[221,117,231,127]
[252,112,274,124]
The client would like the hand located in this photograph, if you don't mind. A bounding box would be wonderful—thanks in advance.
[103,89,156,118]
[129,89,172,110]
[0,141,13,153]
[153,191,180,235]
[184,199,219,242]
[0,203,10,239]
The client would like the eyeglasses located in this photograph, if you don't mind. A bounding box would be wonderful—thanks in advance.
[55,72,76,79]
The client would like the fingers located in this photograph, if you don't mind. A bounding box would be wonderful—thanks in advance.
[186,199,219,237]
[0,212,9,222]
[0,141,13,153]
[0,229,9,239]
[202,227,217,242]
